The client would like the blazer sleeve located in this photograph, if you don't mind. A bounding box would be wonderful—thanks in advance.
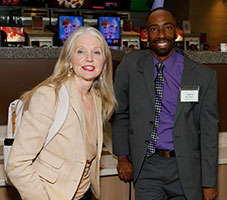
[112,54,130,156]
[7,86,57,200]
[200,70,219,188]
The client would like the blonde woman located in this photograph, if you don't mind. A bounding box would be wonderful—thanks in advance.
[7,26,116,200]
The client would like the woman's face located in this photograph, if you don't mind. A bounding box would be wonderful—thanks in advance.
[71,33,105,83]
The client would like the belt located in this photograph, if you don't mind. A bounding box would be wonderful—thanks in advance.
[155,149,176,158]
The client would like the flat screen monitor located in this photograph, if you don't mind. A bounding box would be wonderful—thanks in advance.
[48,0,130,10]
[130,0,154,12]
[92,0,121,10]
[48,0,91,8]
[0,26,25,42]
[99,16,120,47]
[59,16,83,44]
[130,0,172,12]
[0,0,20,6]
[140,28,148,42]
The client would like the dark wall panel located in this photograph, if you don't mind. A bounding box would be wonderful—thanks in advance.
[207,64,227,132]
[0,59,57,125]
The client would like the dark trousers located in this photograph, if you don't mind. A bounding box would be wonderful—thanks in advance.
[79,188,92,200]
[135,154,187,200]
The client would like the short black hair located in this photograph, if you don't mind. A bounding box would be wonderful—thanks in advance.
[146,7,176,26]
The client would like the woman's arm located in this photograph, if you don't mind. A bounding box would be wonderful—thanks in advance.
[7,86,57,200]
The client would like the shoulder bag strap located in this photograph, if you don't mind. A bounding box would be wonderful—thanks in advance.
[44,84,69,147]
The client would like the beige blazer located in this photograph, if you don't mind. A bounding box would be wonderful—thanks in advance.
[7,79,103,200]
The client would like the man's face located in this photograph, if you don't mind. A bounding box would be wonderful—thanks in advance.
[147,9,178,60]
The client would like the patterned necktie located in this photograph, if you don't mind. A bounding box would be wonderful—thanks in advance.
[147,62,165,156]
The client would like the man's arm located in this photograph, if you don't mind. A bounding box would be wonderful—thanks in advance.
[112,54,132,181]
[112,54,130,157]
[200,70,219,199]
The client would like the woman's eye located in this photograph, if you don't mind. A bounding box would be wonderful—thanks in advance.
[77,50,83,54]
[94,51,101,55]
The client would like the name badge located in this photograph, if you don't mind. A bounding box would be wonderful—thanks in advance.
[180,86,199,102]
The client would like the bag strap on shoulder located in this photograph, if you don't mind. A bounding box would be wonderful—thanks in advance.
[7,99,24,138]
[44,84,69,147]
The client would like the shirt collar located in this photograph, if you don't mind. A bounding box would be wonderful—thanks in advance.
[153,49,177,71]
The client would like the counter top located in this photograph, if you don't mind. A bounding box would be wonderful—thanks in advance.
[100,151,118,177]
[218,132,227,164]
[0,47,61,59]
[0,47,226,64]
[185,51,227,64]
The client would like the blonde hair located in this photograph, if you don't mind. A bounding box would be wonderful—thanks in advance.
[21,26,116,120]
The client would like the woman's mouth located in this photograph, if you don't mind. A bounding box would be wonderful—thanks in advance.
[82,65,95,71]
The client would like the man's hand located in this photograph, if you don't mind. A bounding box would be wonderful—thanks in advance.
[203,187,217,200]
[117,156,133,181]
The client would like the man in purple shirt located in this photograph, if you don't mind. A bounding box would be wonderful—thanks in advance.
[112,8,219,200]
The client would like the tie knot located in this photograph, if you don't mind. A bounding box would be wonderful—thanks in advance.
[156,62,164,72]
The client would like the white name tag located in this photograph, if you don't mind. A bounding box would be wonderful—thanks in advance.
[180,86,199,102]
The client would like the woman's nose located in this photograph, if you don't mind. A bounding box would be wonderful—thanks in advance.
[86,52,93,62]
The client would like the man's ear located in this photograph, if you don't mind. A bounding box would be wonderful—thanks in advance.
[175,27,181,39]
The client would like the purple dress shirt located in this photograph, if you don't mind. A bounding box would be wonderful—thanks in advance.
[153,50,184,150]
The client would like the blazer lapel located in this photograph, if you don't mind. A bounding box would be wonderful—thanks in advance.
[92,91,103,159]
[137,51,156,109]
[65,79,86,140]
[66,79,103,158]
[174,56,197,129]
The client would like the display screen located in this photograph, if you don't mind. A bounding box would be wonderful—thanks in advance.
[130,0,154,11]
[92,0,121,10]
[49,0,91,8]
[99,16,120,46]
[0,27,25,42]
[0,0,20,5]
[130,0,173,12]
[59,16,83,44]
[140,28,148,42]
[48,0,130,10]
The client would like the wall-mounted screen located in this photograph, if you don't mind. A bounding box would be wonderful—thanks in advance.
[130,0,154,12]
[0,27,25,42]
[130,0,173,12]
[0,0,20,5]
[48,0,130,10]
[99,16,120,47]
[49,0,91,8]
[140,28,148,42]
[59,16,83,44]
[92,0,121,10]
[140,27,149,50]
